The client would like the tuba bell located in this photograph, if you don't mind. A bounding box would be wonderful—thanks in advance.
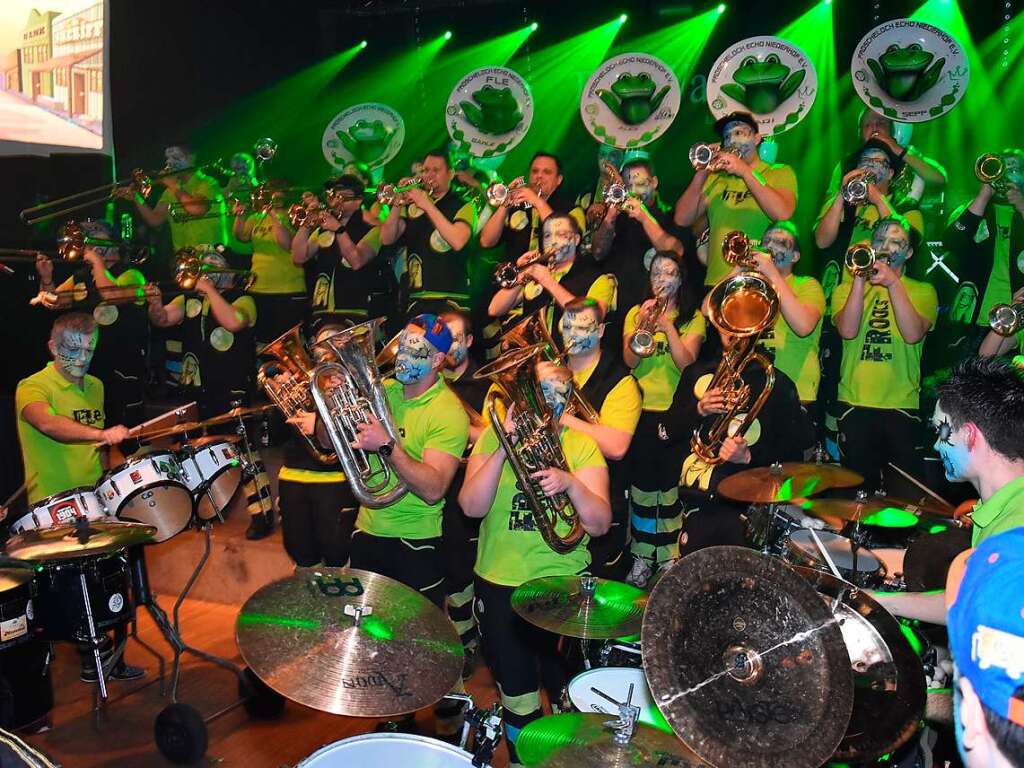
[989,302,1024,337]
[309,318,407,508]
[473,344,585,554]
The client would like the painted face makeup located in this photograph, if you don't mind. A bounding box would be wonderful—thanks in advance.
[723,122,757,159]
[858,149,893,186]
[164,146,192,172]
[394,329,435,384]
[650,258,681,300]
[539,376,572,422]
[445,325,468,368]
[762,229,797,268]
[542,218,578,264]
[932,404,970,482]
[55,329,97,379]
[871,222,911,269]
[625,168,655,203]
[560,310,600,355]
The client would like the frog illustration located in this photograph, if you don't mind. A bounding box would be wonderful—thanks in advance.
[867,43,945,101]
[720,55,805,114]
[596,72,670,125]
[336,119,394,164]
[459,85,523,135]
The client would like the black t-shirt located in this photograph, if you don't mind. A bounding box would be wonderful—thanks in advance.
[71,263,149,381]
[496,187,577,262]
[402,191,476,302]
[311,211,390,314]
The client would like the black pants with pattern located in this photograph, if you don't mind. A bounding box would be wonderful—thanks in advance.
[349,530,446,609]
[278,478,357,567]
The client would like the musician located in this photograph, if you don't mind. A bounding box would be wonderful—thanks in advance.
[831,215,938,490]
[981,288,1024,358]
[379,149,477,313]
[674,111,797,287]
[560,297,642,579]
[621,251,704,584]
[231,180,305,347]
[459,360,610,764]
[347,314,470,608]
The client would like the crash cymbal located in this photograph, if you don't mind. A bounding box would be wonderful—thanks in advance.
[236,567,463,718]
[797,494,950,527]
[186,434,242,449]
[517,713,709,767]
[5,520,157,561]
[511,575,647,640]
[642,546,854,768]
[200,403,275,428]
[717,462,863,504]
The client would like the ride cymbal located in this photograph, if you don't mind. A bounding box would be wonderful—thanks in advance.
[236,568,463,718]
[717,462,863,504]
[4,520,157,561]
[511,575,647,640]
[642,546,854,768]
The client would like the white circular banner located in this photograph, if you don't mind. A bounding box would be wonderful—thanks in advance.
[580,53,680,149]
[852,19,968,123]
[322,103,405,170]
[707,36,817,135]
[446,67,533,158]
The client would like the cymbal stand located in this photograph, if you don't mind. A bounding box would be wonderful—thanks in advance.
[445,693,503,767]
[597,684,641,746]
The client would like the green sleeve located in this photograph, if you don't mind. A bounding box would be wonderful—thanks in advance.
[425,390,470,459]
[830,281,852,323]
[15,378,50,416]
[232,295,257,326]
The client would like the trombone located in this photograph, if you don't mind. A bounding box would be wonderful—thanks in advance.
[173,247,256,291]
[20,169,154,225]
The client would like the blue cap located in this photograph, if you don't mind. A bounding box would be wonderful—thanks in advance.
[948,527,1024,726]
[409,313,453,356]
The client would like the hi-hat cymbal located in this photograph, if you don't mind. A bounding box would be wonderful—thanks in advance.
[236,567,463,718]
[717,462,863,504]
[797,494,950,527]
[511,575,647,640]
[516,713,709,767]
[5,520,157,561]
[642,546,854,768]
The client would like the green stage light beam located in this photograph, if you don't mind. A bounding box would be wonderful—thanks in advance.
[979,10,1024,93]
[613,6,721,78]
[718,4,726,13]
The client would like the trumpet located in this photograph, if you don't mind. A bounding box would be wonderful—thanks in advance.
[629,295,668,358]
[842,171,876,205]
[486,176,530,209]
[20,168,153,226]
[689,143,734,171]
[976,153,1008,192]
[581,161,625,257]
[376,177,431,206]
[845,244,876,279]
[989,302,1024,337]
[173,247,256,291]
[493,246,560,289]
[288,203,325,229]
[254,137,277,163]
[722,230,759,269]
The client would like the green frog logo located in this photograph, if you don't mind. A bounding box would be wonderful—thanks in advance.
[459,85,524,135]
[596,72,670,125]
[720,55,805,114]
[866,43,945,101]
[335,119,394,164]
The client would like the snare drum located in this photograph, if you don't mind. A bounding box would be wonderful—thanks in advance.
[178,437,242,520]
[33,552,131,642]
[566,666,673,734]
[785,529,887,587]
[10,487,108,535]
[298,733,476,766]
[96,452,192,542]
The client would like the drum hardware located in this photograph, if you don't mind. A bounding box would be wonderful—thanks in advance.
[441,693,504,768]
[510,575,647,640]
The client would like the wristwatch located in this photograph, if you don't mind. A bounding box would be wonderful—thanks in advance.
[379,438,395,458]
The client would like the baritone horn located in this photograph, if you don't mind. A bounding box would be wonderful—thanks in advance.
[473,344,585,553]
[845,244,876,279]
[989,302,1024,337]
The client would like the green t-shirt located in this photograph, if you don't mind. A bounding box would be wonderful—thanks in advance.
[248,211,305,295]
[473,425,606,587]
[16,363,105,504]
[759,274,826,403]
[977,204,1016,326]
[159,172,228,251]
[972,475,1024,547]
[623,306,706,412]
[831,275,938,409]
[702,160,798,285]
[356,377,470,539]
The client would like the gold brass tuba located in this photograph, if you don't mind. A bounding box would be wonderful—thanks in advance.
[989,302,1024,337]
[256,324,337,465]
[474,344,585,554]
[691,271,779,465]
[309,318,407,508]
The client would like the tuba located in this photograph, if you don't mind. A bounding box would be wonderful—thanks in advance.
[989,302,1024,337]
[309,318,407,508]
[256,324,336,465]
[845,244,876,279]
[691,271,779,465]
[474,344,585,554]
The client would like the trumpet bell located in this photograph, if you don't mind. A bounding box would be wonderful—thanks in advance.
[254,138,277,163]
[989,303,1024,337]
[975,153,1004,185]
[845,245,876,278]
[709,273,779,337]
[603,183,627,207]
[689,143,716,170]
[722,230,755,268]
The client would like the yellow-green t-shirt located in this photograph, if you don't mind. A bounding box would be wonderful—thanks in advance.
[521,261,618,322]
[831,275,938,409]
[473,425,606,587]
[574,358,642,435]
[247,211,305,295]
[758,274,826,403]
[356,377,470,539]
[16,363,105,504]
[971,475,1024,547]
[159,172,228,251]
[624,306,706,412]
[702,160,798,285]
[977,204,1017,326]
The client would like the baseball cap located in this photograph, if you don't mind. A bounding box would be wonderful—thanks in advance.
[948,527,1024,726]
[713,111,760,138]
[409,313,453,356]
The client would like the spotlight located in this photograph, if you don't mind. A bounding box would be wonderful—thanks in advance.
[618,13,628,22]
[717,3,726,13]
[444,30,452,40]
[824,0,832,4]
[359,40,368,49]
[530,21,538,31]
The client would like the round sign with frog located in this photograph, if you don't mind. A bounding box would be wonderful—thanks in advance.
[707,36,817,135]
[852,20,968,123]
[580,53,680,149]
[322,103,405,170]
[446,67,533,158]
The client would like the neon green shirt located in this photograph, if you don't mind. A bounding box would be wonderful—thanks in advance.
[16,363,105,504]
[356,377,470,539]
[159,172,227,251]
[247,211,305,295]
[759,274,825,402]
[702,160,798,285]
[623,306,705,412]
[473,425,606,587]
[977,204,1016,326]
[971,475,1024,547]
[831,275,938,409]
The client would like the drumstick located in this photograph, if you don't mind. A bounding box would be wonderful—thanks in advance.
[887,462,955,510]
[0,476,32,523]
[806,527,844,581]
[91,423,144,448]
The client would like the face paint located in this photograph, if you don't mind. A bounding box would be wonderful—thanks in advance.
[650,258,681,299]
[446,326,468,367]
[164,147,192,172]
[871,222,911,269]
[723,122,757,159]
[932,405,970,482]
[542,218,577,264]
[539,376,572,422]
[858,149,893,186]
[55,329,97,379]
[762,230,797,268]
[202,252,233,290]
[625,168,655,203]
[394,330,434,384]
[560,311,600,355]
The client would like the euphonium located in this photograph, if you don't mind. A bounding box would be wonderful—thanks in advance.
[722,230,758,269]
[173,247,256,291]
[628,295,668,359]
[975,153,1006,190]
[845,244,876,279]
[473,344,585,554]
[989,302,1024,337]
[376,177,431,206]
[691,271,779,465]
[842,171,876,205]
[309,318,407,508]
[256,324,336,464]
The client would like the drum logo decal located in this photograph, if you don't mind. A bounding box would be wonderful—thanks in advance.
[340,671,411,698]
[51,501,82,525]
[309,574,364,598]
[0,615,27,642]
[108,593,124,613]
[130,471,143,484]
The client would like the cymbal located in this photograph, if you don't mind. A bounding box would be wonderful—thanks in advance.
[717,462,863,504]
[516,713,709,767]
[187,434,242,449]
[797,494,950,527]
[511,575,647,640]
[642,546,854,768]
[141,404,275,442]
[236,567,463,718]
[792,566,925,762]
[5,520,157,561]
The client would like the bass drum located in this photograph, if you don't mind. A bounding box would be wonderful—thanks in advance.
[0,641,53,733]
[298,733,475,766]
[33,552,131,642]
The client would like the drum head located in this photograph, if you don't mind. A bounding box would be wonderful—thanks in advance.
[117,484,193,542]
[195,466,242,521]
[298,733,474,766]
[567,666,672,733]
[903,527,971,591]
[788,530,882,574]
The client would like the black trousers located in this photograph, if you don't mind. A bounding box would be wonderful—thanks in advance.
[349,530,446,609]
[678,488,748,557]
[441,478,481,655]
[251,293,307,348]
[278,478,357,567]
[836,404,923,493]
